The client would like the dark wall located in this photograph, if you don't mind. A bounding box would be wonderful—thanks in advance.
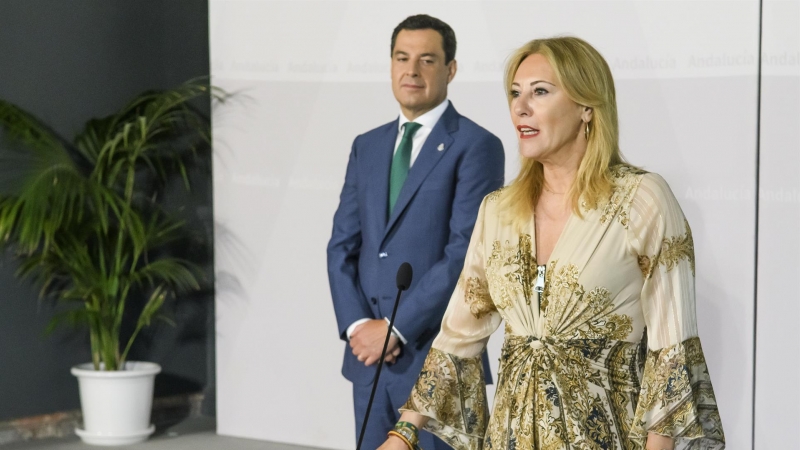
[0,0,213,421]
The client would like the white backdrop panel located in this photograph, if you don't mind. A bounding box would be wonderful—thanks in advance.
[754,0,800,448]
[211,1,759,449]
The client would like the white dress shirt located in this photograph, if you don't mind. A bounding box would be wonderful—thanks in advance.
[395,98,450,167]
[346,99,451,344]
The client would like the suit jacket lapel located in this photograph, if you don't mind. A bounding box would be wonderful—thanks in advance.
[369,121,398,232]
[384,104,458,237]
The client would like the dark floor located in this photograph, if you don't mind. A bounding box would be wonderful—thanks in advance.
[2,417,321,450]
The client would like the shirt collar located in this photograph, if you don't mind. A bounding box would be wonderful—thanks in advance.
[398,99,450,132]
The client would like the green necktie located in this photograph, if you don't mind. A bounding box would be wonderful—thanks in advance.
[388,121,422,215]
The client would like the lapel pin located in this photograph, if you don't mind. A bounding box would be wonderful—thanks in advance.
[437,143,445,151]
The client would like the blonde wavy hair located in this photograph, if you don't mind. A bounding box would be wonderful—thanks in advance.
[499,36,627,224]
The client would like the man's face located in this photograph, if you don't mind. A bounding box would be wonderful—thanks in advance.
[391,29,456,120]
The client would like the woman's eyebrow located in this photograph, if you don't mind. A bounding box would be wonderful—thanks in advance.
[511,80,555,87]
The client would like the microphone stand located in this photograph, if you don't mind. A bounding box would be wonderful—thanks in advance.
[356,264,410,450]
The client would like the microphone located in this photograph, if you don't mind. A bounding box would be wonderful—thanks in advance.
[356,262,413,450]
[396,261,413,291]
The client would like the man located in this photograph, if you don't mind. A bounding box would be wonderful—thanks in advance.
[327,14,504,450]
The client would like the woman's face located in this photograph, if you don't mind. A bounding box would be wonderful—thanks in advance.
[510,53,589,163]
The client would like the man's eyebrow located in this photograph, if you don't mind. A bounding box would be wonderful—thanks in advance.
[393,51,440,59]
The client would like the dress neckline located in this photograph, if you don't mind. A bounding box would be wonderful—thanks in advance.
[531,209,574,267]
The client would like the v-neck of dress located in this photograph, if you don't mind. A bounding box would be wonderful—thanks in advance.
[531,209,573,267]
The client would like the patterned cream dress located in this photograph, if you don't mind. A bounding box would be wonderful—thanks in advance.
[401,166,724,450]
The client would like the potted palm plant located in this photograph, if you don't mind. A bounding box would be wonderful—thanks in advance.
[0,81,218,445]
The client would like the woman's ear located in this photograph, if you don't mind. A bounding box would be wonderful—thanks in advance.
[582,106,593,123]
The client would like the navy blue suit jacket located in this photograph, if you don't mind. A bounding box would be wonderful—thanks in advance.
[327,103,504,390]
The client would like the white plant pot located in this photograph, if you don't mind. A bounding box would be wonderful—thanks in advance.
[71,361,161,446]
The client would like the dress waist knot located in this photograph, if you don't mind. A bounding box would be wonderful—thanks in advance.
[500,333,644,393]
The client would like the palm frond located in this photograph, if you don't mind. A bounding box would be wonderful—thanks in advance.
[44,308,97,335]
[0,100,71,155]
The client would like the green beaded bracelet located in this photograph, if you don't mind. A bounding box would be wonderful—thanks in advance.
[395,421,420,435]
[392,421,420,448]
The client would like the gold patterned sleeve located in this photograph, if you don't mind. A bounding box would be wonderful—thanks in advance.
[627,174,725,449]
[400,195,502,450]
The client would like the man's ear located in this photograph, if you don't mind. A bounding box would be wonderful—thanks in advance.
[447,60,457,83]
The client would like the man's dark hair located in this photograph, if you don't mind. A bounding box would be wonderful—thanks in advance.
[391,14,457,64]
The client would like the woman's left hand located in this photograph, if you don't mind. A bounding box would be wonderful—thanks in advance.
[646,432,674,450]
[377,434,412,450]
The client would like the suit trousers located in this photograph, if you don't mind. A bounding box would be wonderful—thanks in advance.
[353,376,450,450]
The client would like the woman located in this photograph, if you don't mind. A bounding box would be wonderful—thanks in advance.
[379,37,724,450]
